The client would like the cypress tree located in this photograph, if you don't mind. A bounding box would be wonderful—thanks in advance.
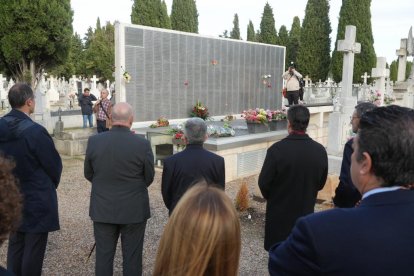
[247,20,256,42]
[287,16,301,68]
[230,13,241,39]
[170,0,198,33]
[259,3,278,45]
[278,25,289,68]
[159,0,171,29]
[278,25,288,46]
[330,0,376,83]
[131,0,170,29]
[297,0,331,81]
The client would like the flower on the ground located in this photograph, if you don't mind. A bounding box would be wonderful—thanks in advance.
[190,100,209,120]
[123,72,131,83]
[242,108,271,124]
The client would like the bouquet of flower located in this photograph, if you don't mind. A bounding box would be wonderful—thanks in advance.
[242,108,272,124]
[167,124,185,140]
[370,90,381,102]
[123,72,131,83]
[271,109,287,121]
[149,116,170,128]
[190,100,209,120]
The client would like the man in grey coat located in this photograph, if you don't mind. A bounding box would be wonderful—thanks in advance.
[84,102,154,276]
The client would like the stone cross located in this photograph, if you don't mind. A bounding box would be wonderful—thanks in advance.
[317,79,323,87]
[304,75,311,87]
[325,77,333,87]
[337,25,361,99]
[371,57,389,105]
[327,25,361,157]
[90,75,99,98]
[361,72,370,85]
[396,38,407,82]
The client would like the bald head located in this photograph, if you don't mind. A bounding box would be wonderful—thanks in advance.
[111,102,133,127]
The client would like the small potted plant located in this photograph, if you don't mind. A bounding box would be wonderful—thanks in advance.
[242,108,271,133]
[269,109,287,131]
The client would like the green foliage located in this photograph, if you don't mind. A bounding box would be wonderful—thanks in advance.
[247,20,256,42]
[287,16,301,68]
[131,0,171,29]
[219,30,229,38]
[407,61,412,80]
[0,0,73,86]
[297,0,331,81]
[330,0,376,83]
[82,21,115,81]
[277,25,288,46]
[230,14,241,39]
[389,60,398,82]
[259,3,277,45]
[170,0,198,33]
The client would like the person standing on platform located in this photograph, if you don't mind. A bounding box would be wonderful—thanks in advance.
[259,105,328,251]
[84,102,154,276]
[78,88,97,128]
[94,89,112,133]
[0,83,62,276]
[282,62,303,106]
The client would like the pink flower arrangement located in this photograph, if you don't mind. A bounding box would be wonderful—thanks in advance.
[242,108,272,124]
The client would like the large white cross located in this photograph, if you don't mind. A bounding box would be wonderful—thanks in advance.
[371,57,390,105]
[337,25,361,98]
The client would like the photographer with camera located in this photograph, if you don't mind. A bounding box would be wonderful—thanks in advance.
[282,62,303,105]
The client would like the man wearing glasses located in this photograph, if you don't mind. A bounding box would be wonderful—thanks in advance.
[332,102,376,207]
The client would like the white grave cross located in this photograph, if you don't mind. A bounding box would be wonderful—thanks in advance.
[304,75,311,88]
[90,75,99,98]
[361,72,370,85]
[371,57,389,105]
[337,25,361,99]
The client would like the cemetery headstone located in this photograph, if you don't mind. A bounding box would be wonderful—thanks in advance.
[327,25,361,156]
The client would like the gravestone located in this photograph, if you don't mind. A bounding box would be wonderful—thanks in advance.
[327,25,360,156]
[396,38,407,82]
[90,75,99,98]
[0,74,7,102]
[371,57,389,106]
[48,75,60,102]
[304,75,311,88]
[361,72,370,85]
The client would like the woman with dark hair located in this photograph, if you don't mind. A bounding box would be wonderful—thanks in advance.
[0,156,22,276]
[153,183,240,276]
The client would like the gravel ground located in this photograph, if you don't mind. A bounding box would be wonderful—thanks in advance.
[0,156,332,275]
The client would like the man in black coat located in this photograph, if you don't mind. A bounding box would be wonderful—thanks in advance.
[259,105,328,251]
[333,102,376,208]
[84,102,154,276]
[0,83,62,276]
[162,117,225,214]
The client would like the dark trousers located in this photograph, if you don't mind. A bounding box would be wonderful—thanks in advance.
[299,88,304,101]
[97,120,109,133]
[7,232,48,276]
[94,221,147,276]
[287,90,300,105]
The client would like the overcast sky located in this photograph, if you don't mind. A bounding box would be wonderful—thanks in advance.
[71,0,413,64]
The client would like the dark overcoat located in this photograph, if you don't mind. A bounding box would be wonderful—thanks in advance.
[161,144,225,214]
[269,189,414,275]
[84,126,154,223]
[259,133,328,250]
[78,93,97,115]
[0,109,62,232]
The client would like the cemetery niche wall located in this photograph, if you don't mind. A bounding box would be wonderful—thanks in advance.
[115,23,285,121]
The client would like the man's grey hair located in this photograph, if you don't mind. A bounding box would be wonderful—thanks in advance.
[112,102,132,123]
[184,118,207,144]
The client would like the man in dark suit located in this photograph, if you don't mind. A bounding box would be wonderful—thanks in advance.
[0,83,62,276]
[333,102,376,207]
[259,105,328,251]
[84,102,154,276]
[162,117,225,214]
[269,105,414,275]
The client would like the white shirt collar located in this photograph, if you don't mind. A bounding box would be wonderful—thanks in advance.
[362,186,402,200]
